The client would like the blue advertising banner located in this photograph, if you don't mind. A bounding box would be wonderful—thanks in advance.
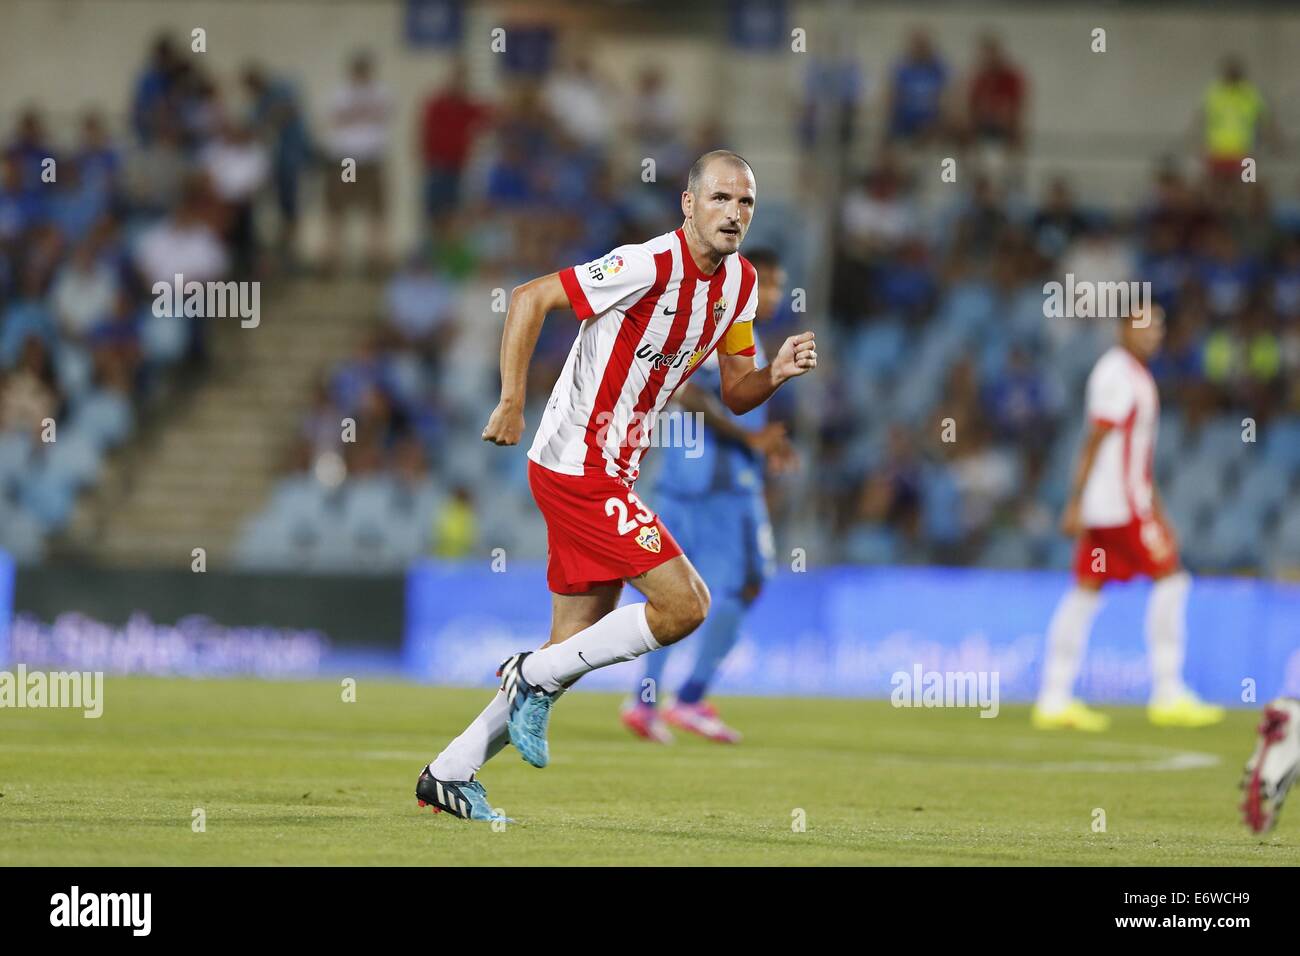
[403,561,1300,705]
[0,550,12,667]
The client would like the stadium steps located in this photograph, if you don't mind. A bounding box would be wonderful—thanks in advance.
[60,277,382,568]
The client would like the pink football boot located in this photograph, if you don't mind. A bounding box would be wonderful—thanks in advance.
[663,700,742,743]
[620,703,674,744]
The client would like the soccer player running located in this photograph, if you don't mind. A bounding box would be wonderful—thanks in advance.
[621,248,792,744]
[1032,305,1224,731]
[416,150,818,819]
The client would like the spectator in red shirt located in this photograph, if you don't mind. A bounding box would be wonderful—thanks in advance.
[967,35,1026,148]
[420,63,491,222]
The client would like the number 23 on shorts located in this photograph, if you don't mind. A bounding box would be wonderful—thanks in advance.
[604,491,655,535]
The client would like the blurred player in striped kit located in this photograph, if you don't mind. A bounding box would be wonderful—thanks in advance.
[1033,305,1223,731]
[621,249,793,744]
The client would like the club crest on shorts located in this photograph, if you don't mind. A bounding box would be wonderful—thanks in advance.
[635,524,662,554]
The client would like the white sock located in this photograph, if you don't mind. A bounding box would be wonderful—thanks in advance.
[522,602,660,692]
[1146,571,1192,704]
[1037,586,1102,712]
[429,690,510,781]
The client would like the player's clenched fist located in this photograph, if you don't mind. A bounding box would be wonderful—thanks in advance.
[482,401,525,445]
[772,330,818,384]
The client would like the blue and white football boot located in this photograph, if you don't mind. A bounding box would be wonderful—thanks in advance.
[497,651,561,769]
[415,765,510,822]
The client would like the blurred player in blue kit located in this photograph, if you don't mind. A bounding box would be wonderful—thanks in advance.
[621,249,793,744]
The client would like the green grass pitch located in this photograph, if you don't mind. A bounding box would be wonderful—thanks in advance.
[0,676,1294,865]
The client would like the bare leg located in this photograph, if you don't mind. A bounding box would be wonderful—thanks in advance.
[520,556,710,694]
[628,555,711,647]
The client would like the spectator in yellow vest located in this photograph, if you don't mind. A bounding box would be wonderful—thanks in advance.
[1197,57,1281,179]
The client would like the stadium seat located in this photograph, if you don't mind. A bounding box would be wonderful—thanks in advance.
[1006,285,1049,347]
[1167,455,1225,512]
[1186,415,1249,469]
[979,530,1034,569]
[1155,410,1187,466]
[920,464,964,546]
[0,499,47,562]
[17,471,78,530]
[69,389,134,451]
[843,523,899,564]
[341,477,398,531]
[141,310,189,365]
[1044,535,1076,571]
[42,426,104,490]
[232,513,298,569]
[1264,500,1300,573]
[1200,503,1265,570]
[1235,460,1292,514]
[54,343,94,399]
[1263,420,1300,470]
[0,430,33,496]
[938,281,996,342]
[848,319,907,378]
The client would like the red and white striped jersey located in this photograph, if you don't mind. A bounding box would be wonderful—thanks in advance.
[1081,345,1160,528]
[528,228,759,485]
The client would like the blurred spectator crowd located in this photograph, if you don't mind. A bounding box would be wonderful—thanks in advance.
[2,24,1298,577]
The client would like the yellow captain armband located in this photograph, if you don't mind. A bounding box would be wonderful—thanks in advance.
[721,319,756,357]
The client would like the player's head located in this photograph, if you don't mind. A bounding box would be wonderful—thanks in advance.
[1221,55,1245,84]
[744,248,786,323]
[349,50,374,82]
[1120,303,1166,360]
[682,149,756,258]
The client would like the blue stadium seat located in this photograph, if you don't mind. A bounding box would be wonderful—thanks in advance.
[1263,420,1300,470]
[43,427,104,490]
[384,352,428,411]
[979,530,1034,569]
[17,472,78,530]
[1234,460,1292,515]
[341,477,397,531]
[1165,467,1221,530]
[844,524,899,564]
[1264,500,1300,573]
[1200,502,1265,570]
[264,476,338,548]
[309,518,360,573]
[1045,535,1076,570]
[938,281,995,341]
[0,499,46,562]
[1155,409,1186,465]
[848,319,907,378]
[1006,285,1049,347]
[141,310,189,365]
[69,389,134,451]
[54,343,94,399]
[0,430,33,497]
[920,464,963,546]
[1188,415,1249,468]
[233,513,297,569]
